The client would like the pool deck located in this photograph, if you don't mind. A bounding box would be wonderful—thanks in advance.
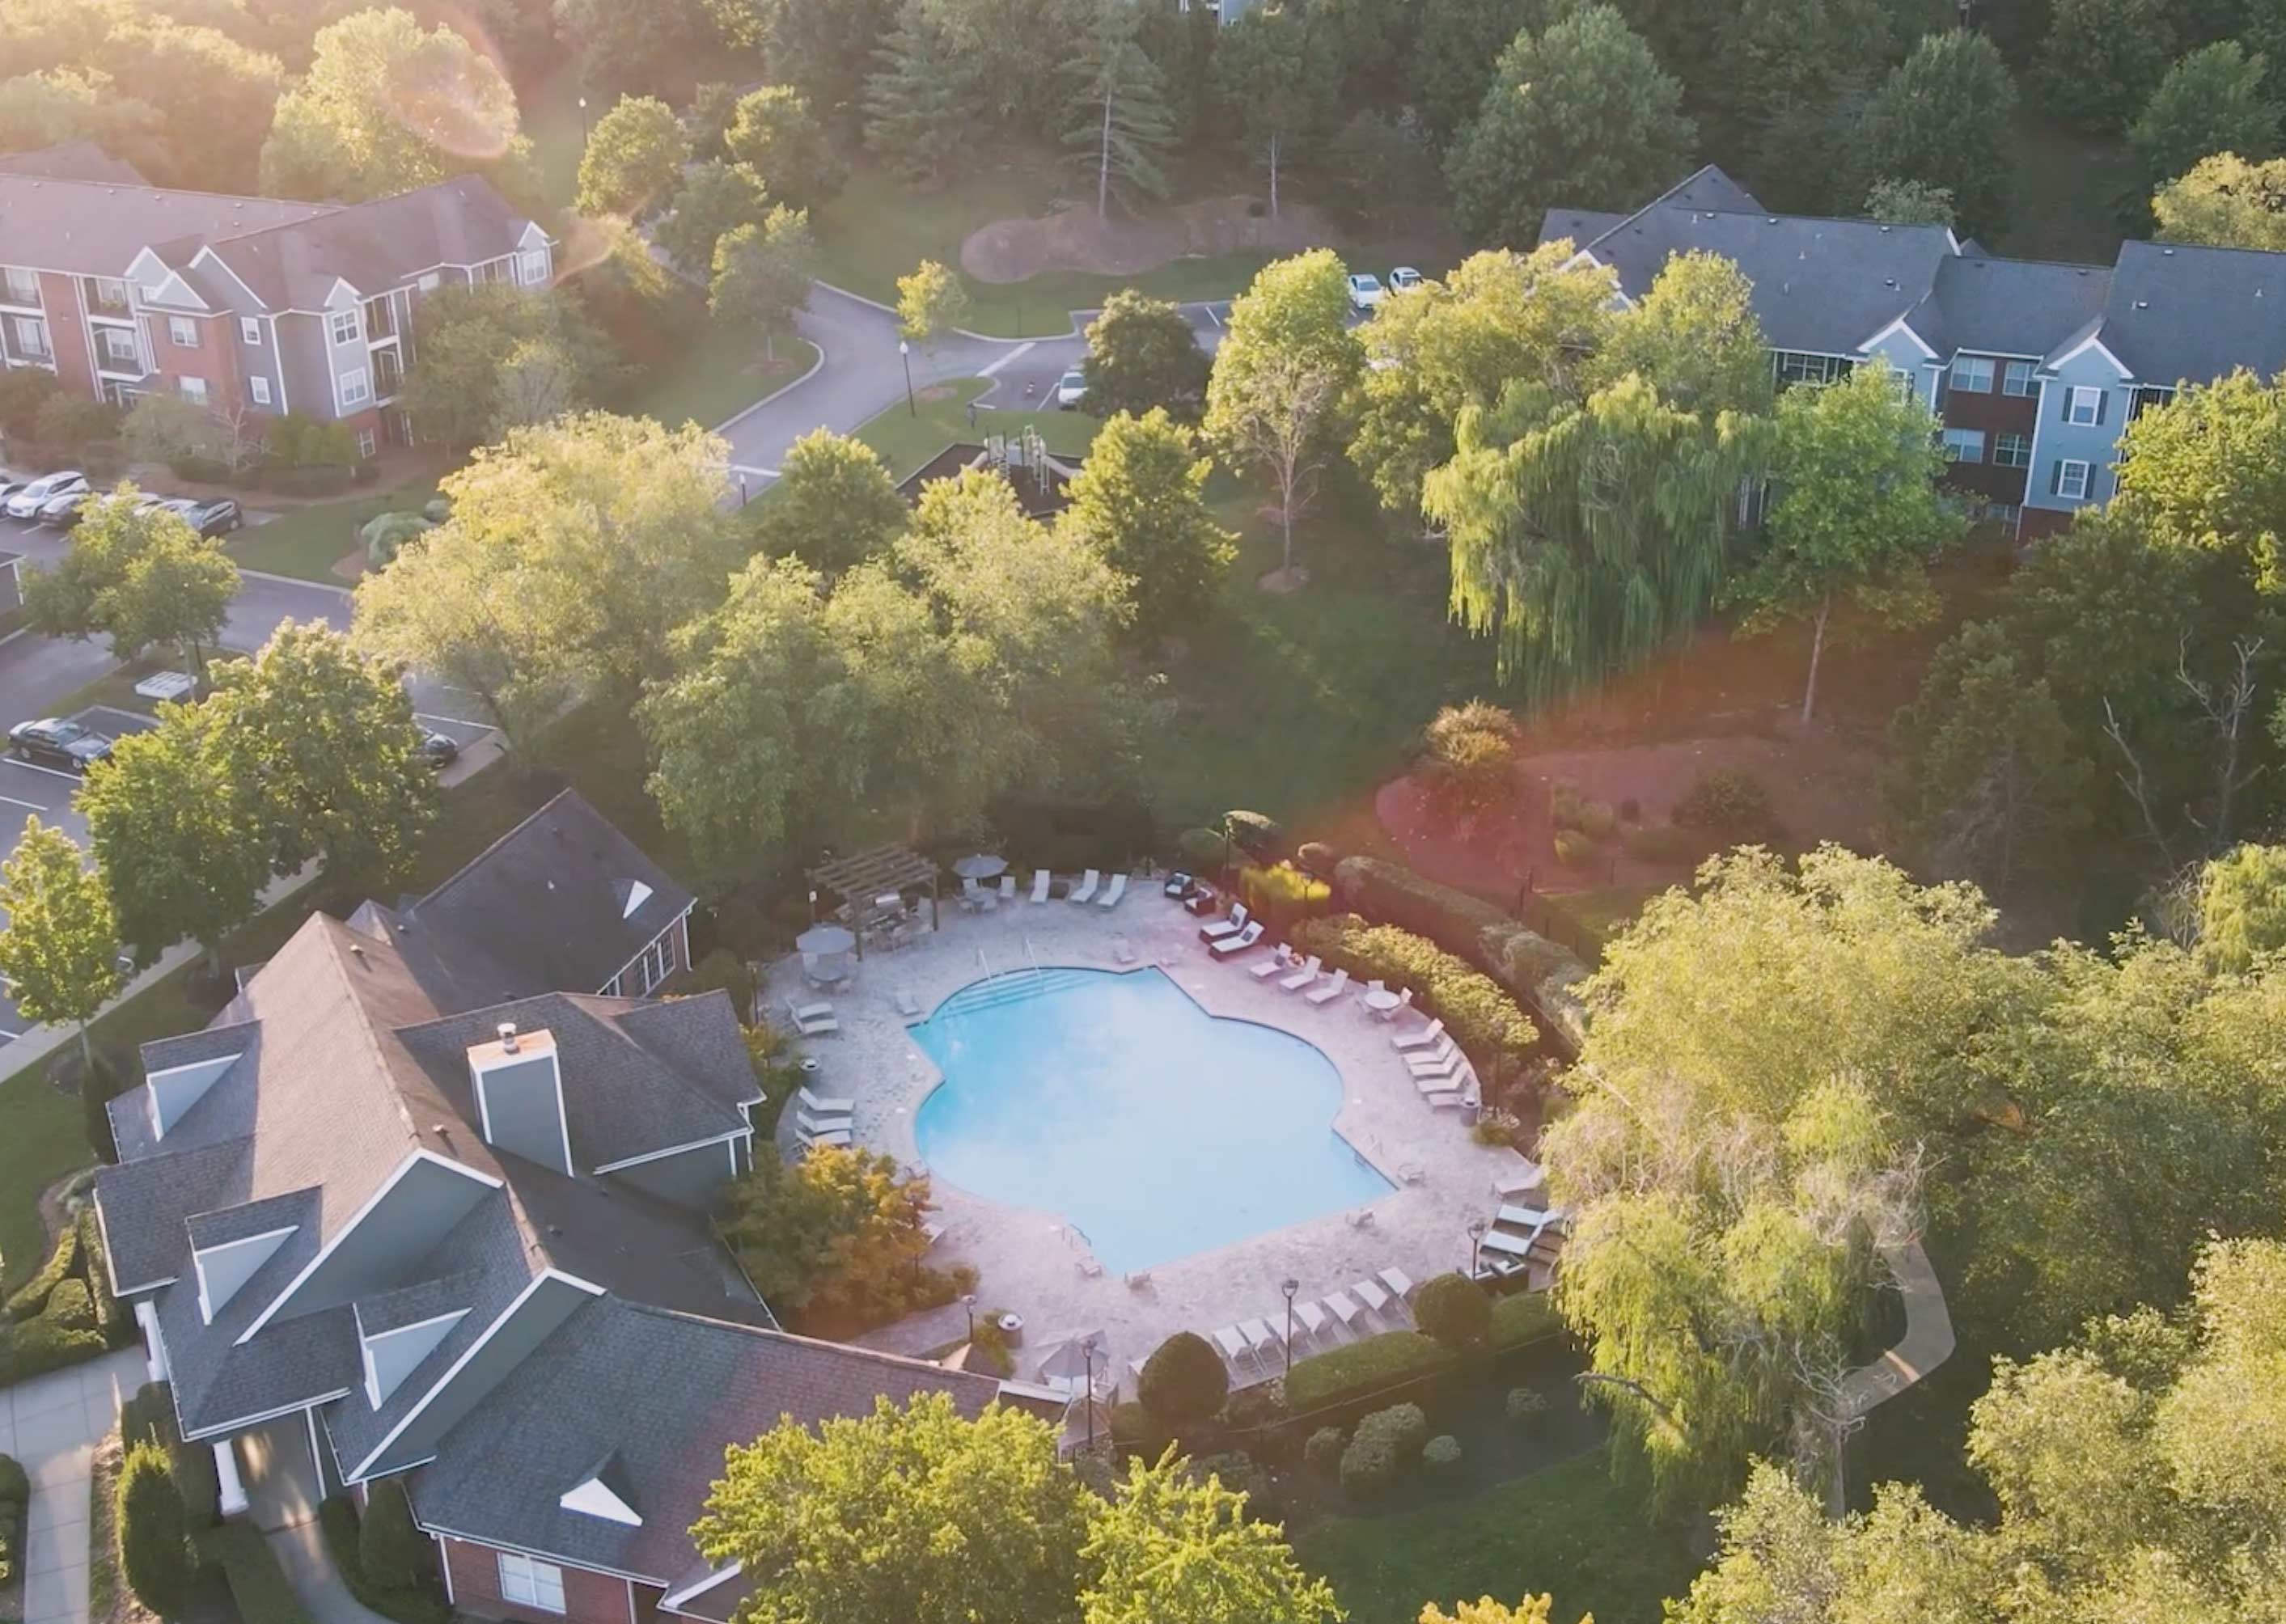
[761,882,1538,1399]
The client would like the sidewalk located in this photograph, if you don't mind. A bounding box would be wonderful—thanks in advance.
[0,1348,146,1624]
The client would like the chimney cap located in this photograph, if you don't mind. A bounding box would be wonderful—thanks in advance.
[498,1021,519,1052]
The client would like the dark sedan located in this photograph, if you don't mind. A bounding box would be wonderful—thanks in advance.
[169,497,243,539]
[421,730,460,768]
[7,717,112,774]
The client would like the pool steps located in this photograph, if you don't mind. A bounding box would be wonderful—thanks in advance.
[931,966,1098,1019]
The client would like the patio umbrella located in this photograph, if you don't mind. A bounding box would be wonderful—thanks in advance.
[952,852,1008,881]
[794,924,855,955]
[1038,1330,1109,1448]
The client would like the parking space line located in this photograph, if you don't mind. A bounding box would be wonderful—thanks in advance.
[413,712,495,733]
[0,758,83,785]
[0,790,44,810]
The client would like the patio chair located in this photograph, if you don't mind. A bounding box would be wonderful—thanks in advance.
[1350,1278,1391,1320]
[1199,903,1250,942]
[1111,935,1138,965]
[798,1084,855,1116]
[1242,1317,1282,1356]
[959,878,987,912]
[1213,1325,1254,1368]
[1407,1039,1461,1076]
[1481,1229,1535,1259]
[1031,869,1053,903]
[785,998,840,1036]
[1249,944,1293,979]
[998,875,1018,905]
[1097,873,1128,908]
[1279,954,1322,992]
[1294,1300,1330,1343]
[1077,1256,1104,1279]
[1323,1290,1361,1330]
[1306,967,1351,1006]
[796,1118,852,1150]
[1414,1073,1463,1099]
[1391,1017,1445,1052]
[1379,1267,1416,1300]
[1162,870,1195,899]
[1374,987,1415,1023]
[1209,920,1266,957]
[1069,869,1101,905]
[1496,1204,1552,1232]
[1344,1207,1377,1229]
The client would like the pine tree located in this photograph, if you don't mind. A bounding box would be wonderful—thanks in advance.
[1063,1,1175,218]
[864,0,975,186]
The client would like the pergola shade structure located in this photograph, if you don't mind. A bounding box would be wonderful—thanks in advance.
[807,845,941,957]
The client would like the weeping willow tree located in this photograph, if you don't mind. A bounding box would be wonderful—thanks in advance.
[1424,374,1767,705]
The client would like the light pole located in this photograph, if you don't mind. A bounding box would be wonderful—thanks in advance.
[961,1292,976,1343]
[577,95,588,143]
[1467,1218,1488,1279]
[900,339,916,416]
[1281,1278,1299,1376]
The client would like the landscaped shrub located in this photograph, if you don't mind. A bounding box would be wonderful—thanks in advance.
[1490,1290,1564,1351]
[1622,823,1701,865]
[359,1478,428,1592]
[0,1311,106,1384]
[1138,1330,1230,1428]
[1674,768,1777,841]
[78,1210,129,1348]
[1354,1401,1429,1461]
[1420,702,1519,817]
[1223,810,1285,861]
[1295,841,1340,874]
[1289,914,1536,1066]
[1238,863,1331,932]
[198,1521,314,1624]
[1339,1428,1397,1495]
[266,412,357,468]
[1218,1384,1282,1432]
[1109,1401,1171,1457]
[322,1496,451,1624]
[1579,800,1616,839]
[117,1439,197,1618]
[43,1279,94,1334]
[5,1225,79,1321]
[1506,1386,1549,1423]
[1553,829,1596,867]
[1413,1272,1492,1349]
[123,1383,220,1528]
[34,395,121,453]
[169,455,237,484]
[1183,1450,1271,1509]
[1285,1330,1452,1414]
[0,367,61,441]
[1471,1106,1522,1147]
[1424,1434,1462,1470]
[1303,1425,1345,1477]
[359,512,433,569]
[1176,827,1230,869]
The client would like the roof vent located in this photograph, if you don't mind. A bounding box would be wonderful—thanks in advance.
[2136,299,2149,309]
[1767,217,1779,224]
[1885,277,1898,289]
[498,1021,519,1053]
[1879,225,1891,233]
[349,942,365,962]
[2163,247,2176,256]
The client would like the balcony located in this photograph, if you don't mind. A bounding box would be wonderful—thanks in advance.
[373,348,404,399]
[82,277,133,319]
[0,272,39,311]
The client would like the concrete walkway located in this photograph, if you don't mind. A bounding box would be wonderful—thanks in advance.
[263,1520,395,1624]
[0,1348,146,1624]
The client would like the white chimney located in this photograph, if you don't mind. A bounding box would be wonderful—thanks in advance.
[498,1021,519,1054]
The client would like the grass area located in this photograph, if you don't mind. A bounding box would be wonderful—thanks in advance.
[228,479,440,584]
[813,160,1284,337]
[1539,886,1661,963]
[1300,1445,1701,1624]
[853,377,1103,481]
[1989,112,2140,264]
[631,327,819,433]
[523,61,590,213]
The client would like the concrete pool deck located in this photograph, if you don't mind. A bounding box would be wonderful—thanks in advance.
[761,882,1535,1396]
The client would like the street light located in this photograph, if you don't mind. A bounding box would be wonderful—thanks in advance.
[900,339,916,416]
[1281,1278,1299,1376]
[961,1292,976,1343]
[1467,1218,1488,1278]
[577,95,588,142]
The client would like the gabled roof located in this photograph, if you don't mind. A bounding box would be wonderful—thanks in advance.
[1904,255,2113,361]
[0,174,329,278]
[0,142,148,186]
[2093,239,2286,383]
[197,176,536,310]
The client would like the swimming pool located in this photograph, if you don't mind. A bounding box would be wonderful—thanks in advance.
[911,966,1393,1275]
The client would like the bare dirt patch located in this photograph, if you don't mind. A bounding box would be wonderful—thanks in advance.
[961,196,1341,283]
[328,550,367,582]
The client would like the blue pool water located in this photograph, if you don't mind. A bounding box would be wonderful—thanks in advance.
[911,967,1393,1275]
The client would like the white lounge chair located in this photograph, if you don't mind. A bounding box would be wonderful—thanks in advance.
[1069,869,1101,904]
[797,1117,852,1149]
[1031,869,1052,903]
[798,1084,855,1116]
[895,988,922,1019]
[1351,1278,1391,1319]
[1242,1317,1282,1355]
[1306,967,1351,1006]
[1408,1039,1461,1074]
[1199,903,1250,942]
[1482,1229,1535,1258]
[1379,1267,1416,1300]
[1375,987,1415,1023]
[1497,1204,1552,1231]
[1294,1300,1330,1343]
[998,875,1018,905]
[1323,1290,1361,1329]
[1279,954,1322,992]
[1414,1074,1462,1099]
[797,1108,849,1136]
[1096,873,1127,908]
[1392,1017,1445,1052]
[1213,1325,1252,1367]
[1249,945,1291,979]
[1209,920,1266,957]
[785,998,840,1036]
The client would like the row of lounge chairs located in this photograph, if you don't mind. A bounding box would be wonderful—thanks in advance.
[794,1083,857,1151]
[1187,1268,1420,1380]
[1474,1204,1568,1287]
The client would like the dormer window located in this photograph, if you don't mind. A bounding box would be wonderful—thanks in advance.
[360,1308,468,1407]
[192,1226,296,1324]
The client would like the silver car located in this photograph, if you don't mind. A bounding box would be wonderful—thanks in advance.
[5,471,87,519]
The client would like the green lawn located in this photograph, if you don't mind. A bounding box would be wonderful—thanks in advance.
[1989,112,2140,264]
[229,479,440,583]
[1539,886,1662,964]
[632,328,819,433]
[852,376,1101,481]
[813,160,1285,337]
[1301,1446,1701,1624]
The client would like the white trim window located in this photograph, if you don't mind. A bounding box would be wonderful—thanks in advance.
[1773,351,1853,388]
[250,374,272,407]
[356,426,378,459]
[240,317,262,345]
[2065,386,2105,426]
[12,316,48,358]
[2003,360,2038,397]
[1949,355,1995,393]
[178,376,208,406]
[99,328,140,369]
[1993,431,2032,469]
[417,272,442,293]
[341,367,371,407]
[167,315,197,348]
[629,933,672,997]
[2,268,36,306]
[496,1553,566,1615]
[1941,427,1985,463]
[329,308,362,346]
[516,249,549,286]
[2055,459,2091,501]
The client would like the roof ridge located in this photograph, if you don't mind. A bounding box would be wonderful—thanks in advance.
[1952,251,2113,273]
[206,174,502,251]
[1573,162,1750,250]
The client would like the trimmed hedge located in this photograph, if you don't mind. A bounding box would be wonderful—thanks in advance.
[198,1522,313,1624]
[118,1439,196,1618]
[1285,1330,1453,1415]
[1223,810,1284,861]
[78,1208,132,1348]
[1290,914,1536,1064]
[125,1383,221,1529]
[0,1217,117,1384]
[1414,1272,1491,1348]
[1303,1426,1344,1477]
[5,1227,79,1321]
[1491,1290,1563,1351]
[44,1279,94,1334]
[1424,1434,1463,1469]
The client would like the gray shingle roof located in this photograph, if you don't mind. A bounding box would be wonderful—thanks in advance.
[199,176,533,310]
[2093,239,2286,383]
[95,1140,249,1290]
[1908,255,2113,360]
[407,1299,1008,1581]
[0,175,328,278]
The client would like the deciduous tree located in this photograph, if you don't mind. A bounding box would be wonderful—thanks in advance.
[22,492,238,679]
[716,1144,946,1320]
[2034,0,2175,133]
[1865,176,1958,225]
[1409,0,1531,144]
[748,429,909,573]
[895,257,972,346]
[1861,29,2019,235]
[0,820,124,1071]
[1079,1449,1341,1624]
[398,283,610,450]
[2154,150,2286,247]
[655,159,768,278]
[2131,40,2280,189]
[710,206,817,362]
[707,0,898,125]
[1056,408,1232,641]
[2193,840,2286,972]
[726,85,846,210]
[575,94,691,219]
[1079,290,1210,421]
[1586,248,1771,418]
[1213,3,1336,219]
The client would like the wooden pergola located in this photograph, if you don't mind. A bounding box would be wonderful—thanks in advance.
[807,844,941,958]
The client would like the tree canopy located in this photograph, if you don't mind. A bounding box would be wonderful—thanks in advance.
[21,489,238,678]
[710,205,818,362]
[750,429,910,573]
[726,84,847,211]
[1079,1450,1342,1624]
[1056,408,1234,642]
[0,819,124,1069]
[1861,28,2020,235]
[575,95,691,219]
[1063,0,1175,217]
[2155,150,2286,247]
[2130,40,2280,189]
[1080,290,1211,422]
[2034,0,2177,133]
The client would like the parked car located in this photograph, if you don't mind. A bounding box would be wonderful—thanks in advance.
[6,717,112,774]
[1055,368,1087,408]
[0,478,28,507]
[37,490,89,527]
[173,498,243,539]
[1346,273,1388,312]
[421,730,461,769]
[5,472,86,520]
[1390,266,1424,292]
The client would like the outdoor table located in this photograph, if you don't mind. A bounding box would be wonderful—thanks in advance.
[1363,987,1402,1014]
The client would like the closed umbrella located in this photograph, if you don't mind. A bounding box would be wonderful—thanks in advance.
[1038,1331,1108,1449]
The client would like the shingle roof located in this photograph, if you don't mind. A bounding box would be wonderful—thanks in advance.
[408,1299,1007,1581]
[199,176,533,310]
[2093,239,2286,383]
[0,143,148,185]
[1907,255,2113,360]
[0,175,329,277]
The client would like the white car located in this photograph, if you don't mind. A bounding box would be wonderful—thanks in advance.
[1346,273,1388,313]
[5,471,86,520]
[1055,367,1087,408]
[1390,266,1424,292]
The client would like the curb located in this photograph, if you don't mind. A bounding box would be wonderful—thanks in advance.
[711,337,831,437]
[810,277,1086,343]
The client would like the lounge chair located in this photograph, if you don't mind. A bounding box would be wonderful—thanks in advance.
[1278,954,1322,992]
[1391,1017,1445,1052]
[1306,967,1351,1006]
[1497,1204,1552,1231]
[1199,903,1250,942]
[1077,1256,1103,1279]
[1374,987,1415,1023]
[1249,945,1292,980]
[1351,1279,1390,1319]
[1213,1325,1253,1366]
[1408,1040,1461,1076]
[1209,920,1266,957]
[1323,1290,1361,1330]
[1069,869,1101,904]
[785,998,840,1036]
[797,1109,849,1136]
[998,875,1017,905]
[895,988,923,1019]
[1481,1229,1535,1258]
[1242,1317,1282,1355]
[1413,1074,1461,1098]
[1096,873,1127,909]
[1492,1151,1545,1197]
[1294,1300,1330,1343]
[1344,1208,1377,1229]
[1379,1267,1416,1300]
[796,1117,852,1149]
[1031,869,1053,903]
[798,1084,856,1116]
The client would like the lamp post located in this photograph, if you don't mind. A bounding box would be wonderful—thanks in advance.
[1281,1278,1299,1376]
[1467,1218,1488,1278]
[577,95,588,142]
[961,1292,976,1343]
[900,339,916,416]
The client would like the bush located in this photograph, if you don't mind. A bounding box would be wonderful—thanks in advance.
[266,413,357,468]
[1218,1384,1282,1432]
[1622,823,1701,865]
[78,1208,130,1347]
[1549,780,1584,831]
[1303,1425,1345,1477]
[1109,1401,1171,1457]
[421,497,451,524]
[1490,1290,1563,1351]
[1289,914,1537,1067]
[1553,829,1596,867]
[1423,1434,1462,1470]
[1579,800,1616,839]
[1339,1429,1397,1495]
[44,1279,94,1334]
[1176,827,1231,870]
[198,1521,313,1624]
[1673,768,1777,840]
[1471,1106,1522,1147]
[1421,702,1519,817]
[1414,1272,1492,1349]
[1295,841,1340,874]
[6,1225,80,1321]
[1184,1450,1271,1509]
[1138,1330,1230,1428]
[685,948,756,1024]
[0,1453,25,1503]
[34,395,121,452]
[169,455,236,484]
[1355,1401,1429,1461]
[359,512,433,569]
[118,1439,197,1618]
[1285,1330,1452,1414]
[1223,810,1285,861]
[1506,1386,1550,1422]
[0,1311,106,1384]
[1238,863,1331,932]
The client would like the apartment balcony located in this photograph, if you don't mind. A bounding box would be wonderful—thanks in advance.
[81,277,133,319]
[0,273,40,313]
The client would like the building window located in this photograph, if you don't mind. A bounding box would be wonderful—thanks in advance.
[1773,351,1852,389]
[517,249,549,286]
[178,377,207,406]
[93,277,128,309]
[495,1554,565,1615]
[1993,432,2032,468]
[2055,459,2091,501]
[2003,360,2038,397]
[329,309,361,346]
[2065,386,2106,426]
[1949,356,1995,393]
[100,328,139,369]
[12,316,48,359]
[240,318,262,345]
[2,269,36,305]
[167,316,197,348]
[341,367,370,407]
[356,426,378,459]
[2131,384,2177,419]
[1942,428,1986,463]
[250,374,272,407]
